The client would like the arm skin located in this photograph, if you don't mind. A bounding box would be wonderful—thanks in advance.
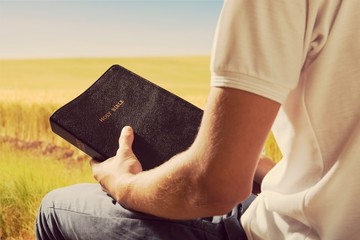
[252,155,276,194]
[91,87,280,220]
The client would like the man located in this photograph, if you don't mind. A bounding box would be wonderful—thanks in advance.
[36,1,360,239]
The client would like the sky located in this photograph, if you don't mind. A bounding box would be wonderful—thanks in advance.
[0,0,223,59]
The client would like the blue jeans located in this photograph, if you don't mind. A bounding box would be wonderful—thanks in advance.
[35,183,255,240]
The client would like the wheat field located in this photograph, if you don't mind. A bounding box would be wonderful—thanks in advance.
[0,57,281,239]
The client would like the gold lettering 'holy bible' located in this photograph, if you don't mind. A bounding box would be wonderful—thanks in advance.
[50,65,203,170]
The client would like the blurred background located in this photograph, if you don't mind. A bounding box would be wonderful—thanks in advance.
[1,0,221,59]
[0,1,280,239]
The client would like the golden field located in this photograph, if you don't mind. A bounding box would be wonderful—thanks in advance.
[0,57,281,239]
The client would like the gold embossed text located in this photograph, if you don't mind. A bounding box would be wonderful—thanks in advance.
[98,100,124,123]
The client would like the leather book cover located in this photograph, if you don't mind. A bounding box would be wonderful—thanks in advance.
[50,64,203,170]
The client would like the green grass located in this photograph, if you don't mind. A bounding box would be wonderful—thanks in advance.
[0,143,94,240]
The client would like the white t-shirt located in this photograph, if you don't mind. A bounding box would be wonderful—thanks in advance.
[211,1,360,239]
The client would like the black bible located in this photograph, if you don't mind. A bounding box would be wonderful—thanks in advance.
[50,65,203,170]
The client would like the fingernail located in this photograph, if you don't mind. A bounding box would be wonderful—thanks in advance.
[122,126,132,133]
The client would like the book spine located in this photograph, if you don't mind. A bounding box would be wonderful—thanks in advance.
[50,118,106,161]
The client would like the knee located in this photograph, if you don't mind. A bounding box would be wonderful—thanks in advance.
[37,186,68,219]
[35,185,87,240]
[39,188,58,209]
[35,190,59,240]
[37,184,83,214]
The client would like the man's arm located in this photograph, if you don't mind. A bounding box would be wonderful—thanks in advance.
[253,155,276,194]
[91,87,280,220]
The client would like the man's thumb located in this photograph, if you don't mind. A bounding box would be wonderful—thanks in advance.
[118,126,134,152]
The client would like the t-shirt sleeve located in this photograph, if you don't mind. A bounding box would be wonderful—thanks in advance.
[210,0,307,104]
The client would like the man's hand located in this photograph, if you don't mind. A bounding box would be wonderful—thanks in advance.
[88,88,279,219]
[90,126,142,201]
